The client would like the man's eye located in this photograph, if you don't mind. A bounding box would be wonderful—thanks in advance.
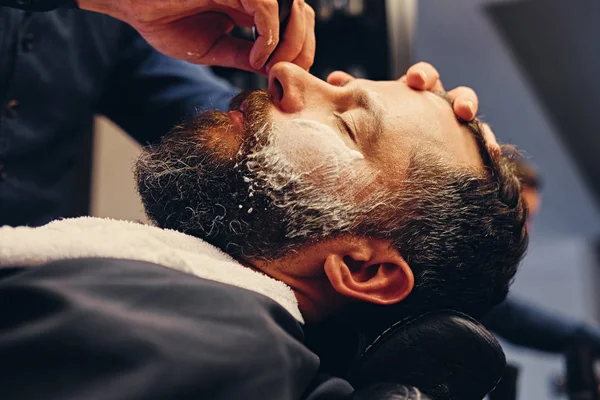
[333,113,357,143]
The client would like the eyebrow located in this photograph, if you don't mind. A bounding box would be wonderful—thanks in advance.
[351,87,385,140]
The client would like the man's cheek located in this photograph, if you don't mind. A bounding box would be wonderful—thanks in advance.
[272,119,363,170]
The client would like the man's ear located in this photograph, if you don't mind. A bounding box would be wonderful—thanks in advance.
[323,239,414,305]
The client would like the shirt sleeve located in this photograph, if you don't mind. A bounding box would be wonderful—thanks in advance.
[482,296,600,354]
[0,258,343,400]
[0,0,77,11]
[97,25,240,145]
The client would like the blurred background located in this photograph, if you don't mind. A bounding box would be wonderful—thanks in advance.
[91,0,600,398]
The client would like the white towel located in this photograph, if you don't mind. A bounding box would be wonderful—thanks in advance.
[0,216,303,323]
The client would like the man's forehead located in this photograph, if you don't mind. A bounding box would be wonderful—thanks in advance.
[377,85,486,172]
[432,91,487,150]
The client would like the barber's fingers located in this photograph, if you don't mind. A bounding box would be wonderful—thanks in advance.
[291,4,316,70]
[326,71,355,86]
[267,0,313,71]
[448,86,479,121]
[481,122,501,157]
[167,12,256,72]
[241,0,280,69]
[403,62,445,92]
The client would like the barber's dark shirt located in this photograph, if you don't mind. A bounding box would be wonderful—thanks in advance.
[0,6,239,227]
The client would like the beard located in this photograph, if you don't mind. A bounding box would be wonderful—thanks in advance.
[135,90,366,261]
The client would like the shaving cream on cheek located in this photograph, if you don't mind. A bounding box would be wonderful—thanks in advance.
[243,119,377,202]
[272,119,364,170]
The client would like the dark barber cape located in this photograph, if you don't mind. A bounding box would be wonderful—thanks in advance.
[0,258,355,400]
[0,217,430,400]
[0,5,239,227]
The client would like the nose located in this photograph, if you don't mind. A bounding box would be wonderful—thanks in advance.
[268,62,345,114]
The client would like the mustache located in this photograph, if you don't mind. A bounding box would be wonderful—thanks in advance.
[228,89,274,149]
[229,89,271,111]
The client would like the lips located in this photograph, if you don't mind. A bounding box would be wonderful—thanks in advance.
[228,110,244,131]
[228,90,252,113]
[227,89,273,138]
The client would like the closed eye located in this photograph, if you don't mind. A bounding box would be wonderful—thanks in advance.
[334,112,357,143]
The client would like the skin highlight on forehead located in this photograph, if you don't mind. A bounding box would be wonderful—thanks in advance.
[430,91,490,173]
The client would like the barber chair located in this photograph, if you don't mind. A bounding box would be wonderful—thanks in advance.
[306,310,506,400]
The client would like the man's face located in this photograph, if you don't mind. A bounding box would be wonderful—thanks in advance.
[215,62,483,191]
[136,62,485,260]
[137,63,527,323]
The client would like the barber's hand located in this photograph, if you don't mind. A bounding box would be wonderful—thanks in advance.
[77,0,316,74]
[400,62,501,156]
[400,62,478,121]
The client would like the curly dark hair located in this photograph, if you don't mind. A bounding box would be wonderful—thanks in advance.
[346,117,528,334]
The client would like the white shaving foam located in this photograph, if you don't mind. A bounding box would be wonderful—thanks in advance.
[236,121,383,240]
[243,119,374,201]
[274,119,364,167]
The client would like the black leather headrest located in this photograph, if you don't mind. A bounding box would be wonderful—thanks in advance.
[348,310,506,400]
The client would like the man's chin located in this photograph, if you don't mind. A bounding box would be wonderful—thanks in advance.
[203,125,246,161]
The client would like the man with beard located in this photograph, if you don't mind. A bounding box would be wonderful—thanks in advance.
[135,61,527,327]
[0,62,527,399]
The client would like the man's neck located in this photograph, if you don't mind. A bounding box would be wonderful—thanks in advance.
[247,257,345,323]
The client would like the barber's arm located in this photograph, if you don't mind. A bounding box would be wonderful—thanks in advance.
[482,296,600,354]
[0,0,316,74]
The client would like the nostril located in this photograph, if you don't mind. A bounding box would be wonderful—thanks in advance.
[272,78,284,103]
[267,63,305,113]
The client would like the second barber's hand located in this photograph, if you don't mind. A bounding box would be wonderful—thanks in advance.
[77,0,316,74]
[402,62,501,155]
